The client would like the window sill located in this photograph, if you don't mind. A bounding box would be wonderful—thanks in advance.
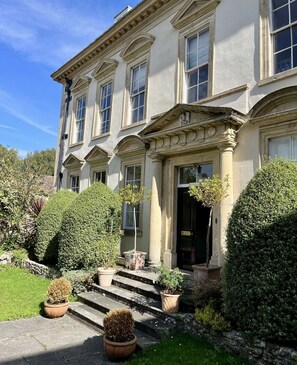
[258,68,297,86]
[121,120,147,131]
[91,132,111,141]
[69,141,84,148]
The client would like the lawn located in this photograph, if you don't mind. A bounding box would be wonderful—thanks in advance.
[126,332,249,365]
[0,265,51,321]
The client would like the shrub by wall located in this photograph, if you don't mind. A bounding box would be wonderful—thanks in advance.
[223,159,297,343]
[35,190,77,264]
[58,183,122,270]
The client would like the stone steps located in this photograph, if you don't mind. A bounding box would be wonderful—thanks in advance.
[68,267,194,351]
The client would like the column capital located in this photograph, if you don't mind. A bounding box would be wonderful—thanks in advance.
[218,128,237,152]
[149,153,165,162]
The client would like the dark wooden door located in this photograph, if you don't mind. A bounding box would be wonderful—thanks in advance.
[177,188,211,270]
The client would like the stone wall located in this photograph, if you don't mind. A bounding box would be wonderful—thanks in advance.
[176,314,297,365]
[22,259,60,278]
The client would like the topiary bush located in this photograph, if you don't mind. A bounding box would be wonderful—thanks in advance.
[223,159,297,343]
[35,190,77,264]
[58,182,122,270]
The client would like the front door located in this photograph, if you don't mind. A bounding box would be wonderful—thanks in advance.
[176,164,212,270]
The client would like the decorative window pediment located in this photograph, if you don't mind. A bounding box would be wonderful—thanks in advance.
[91,58,118,80]
[171,0,220,30]
[71,76,91,93]
[114,136,147,157]
[120,33,155,62]
[62,153,84,169]
[84,146,112,163]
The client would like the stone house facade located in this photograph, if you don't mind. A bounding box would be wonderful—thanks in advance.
[52,0,297,269]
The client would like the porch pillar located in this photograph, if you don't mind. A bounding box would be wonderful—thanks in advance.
[148,154,164,266]
[217,129,237,266]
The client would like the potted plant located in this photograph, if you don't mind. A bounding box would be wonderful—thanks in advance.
[158,264,184,313]
[189,174,229,282]
[44,278,72,318]
[119,184,151,270]
[103,308,137,361]
[97,234,120,287]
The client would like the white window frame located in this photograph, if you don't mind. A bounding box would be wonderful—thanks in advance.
[185,28,210,103]
[74,95,86,143]
[97,80,113,136]
[69,174,80,193]
[130,62,147,124]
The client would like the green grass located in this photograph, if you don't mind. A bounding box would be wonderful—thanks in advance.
[0,265,76,321]
[126,332,249,365]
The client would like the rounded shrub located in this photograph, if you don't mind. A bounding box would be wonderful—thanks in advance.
[35,189,77,264]
[223,159,297,343]
[58,182,122,270]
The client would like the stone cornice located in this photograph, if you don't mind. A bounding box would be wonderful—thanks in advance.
[51,0,176,83]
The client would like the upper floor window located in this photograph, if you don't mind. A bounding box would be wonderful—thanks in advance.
[130,63,147,124]
[271,0,297,74]
[75,96,86,143]
[99,82,112,134]
[269,135,297,161]
[185,29,209,103]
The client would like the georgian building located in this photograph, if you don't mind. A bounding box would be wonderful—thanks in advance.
[52,0,297,269]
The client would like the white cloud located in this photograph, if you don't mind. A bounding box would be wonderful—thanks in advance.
[0,0,111,68]
[0,89,57,136]
[0,124,18,131]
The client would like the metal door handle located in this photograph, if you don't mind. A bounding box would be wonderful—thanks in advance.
[181,230,193,237]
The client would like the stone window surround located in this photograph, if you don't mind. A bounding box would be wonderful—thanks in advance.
[89,163,108,186]
[67,169,80,192]
[176,12,216,104]
[69,90,89,147]
[259,0,297,85]
[120,155,146,235]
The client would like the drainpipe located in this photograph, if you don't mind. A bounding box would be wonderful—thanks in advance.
[55,78,72,190]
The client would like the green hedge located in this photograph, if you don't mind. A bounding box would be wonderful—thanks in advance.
[35,189,77,263]
[223,159,297,342]
[58,183,122,270]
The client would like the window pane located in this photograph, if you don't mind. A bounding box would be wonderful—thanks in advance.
[135,166,141,181]
[291,0,297,22]
[188,35,197,53]
[272,0,288,10]
[199,65,208,83]
[188,86,198,103]
[180,166,196,184]
[274,28,291,51]
[274,48,291,73]
[292,136,297,160]
[293,25,297,45]
[269,136,290,158]
[187,52,198,69]
[126,166,134,182]
[293,45,297,67]
[198,82,208,100]
[272,5,289,30]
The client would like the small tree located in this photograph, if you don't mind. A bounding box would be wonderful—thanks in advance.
[189,175,229,267]
[119,184,151,252]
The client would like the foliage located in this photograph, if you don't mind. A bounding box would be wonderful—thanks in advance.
[62,270,96,295]
[158,265,184,294]
[223,159,297,342]
[119,184,151,252]
[47,278,72,304]
[0,265,50,321]
[125,331,249,365]
[192,280,222,309]
[189,175,229,267]
[195,300,231,332]
[97,238,119,268]
[10,248,28,267]
[24,148,56,176]
[0,145,44,250]
[104,308,134,342]
[35,190,77,264]
[58,183,122,270]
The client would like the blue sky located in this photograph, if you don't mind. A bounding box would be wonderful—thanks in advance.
[0,0,140,158]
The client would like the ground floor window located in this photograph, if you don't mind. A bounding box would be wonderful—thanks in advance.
[123,165,141,229]
[269,135,297,162]
[70,175,80,193]
[93,170,106,184]
[178,163,213,187]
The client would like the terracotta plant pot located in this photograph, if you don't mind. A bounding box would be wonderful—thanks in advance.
[98,268,116,287]
[160,291,181,313]
[103,334,137,361]
[43,300,69,319]
[124,251,146,270]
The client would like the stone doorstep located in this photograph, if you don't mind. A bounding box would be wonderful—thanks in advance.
[70,295,176,340]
